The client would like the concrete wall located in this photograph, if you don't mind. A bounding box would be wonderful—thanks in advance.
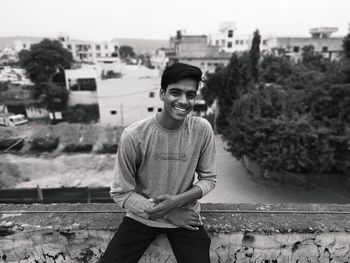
[1,203,350,263]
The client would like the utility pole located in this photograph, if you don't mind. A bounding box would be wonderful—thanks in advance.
[120,104,124,126]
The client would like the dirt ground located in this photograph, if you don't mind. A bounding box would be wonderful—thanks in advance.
[0,122,124,188]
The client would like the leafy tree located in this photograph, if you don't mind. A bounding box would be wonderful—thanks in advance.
[18,39,73,120]
[203,52,253,132]
[343,33,350,59]
[119,45,135,61]
[342,33,350,82]
[260,55,293,84]
[250,29,261,83]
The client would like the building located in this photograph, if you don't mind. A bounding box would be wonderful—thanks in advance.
[14,33,120,63]
[97,65,163,126]
[0,66,33,85]
[58,33,120,63]
[150,48,169,72]
[64,65,162,126]
[209,22,270,53]
[64,66,99,106]
[168,32,231,74]
[265,27,344,61]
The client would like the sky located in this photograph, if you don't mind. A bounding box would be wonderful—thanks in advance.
[1,0,349,41]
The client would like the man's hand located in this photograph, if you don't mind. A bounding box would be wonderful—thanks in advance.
[144,195,180,219]
[165,208,202,231]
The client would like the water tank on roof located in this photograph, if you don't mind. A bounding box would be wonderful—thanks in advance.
[218,21,236,33]
[309,27,338,39]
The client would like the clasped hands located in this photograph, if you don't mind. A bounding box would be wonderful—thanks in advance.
[144,194,203,231]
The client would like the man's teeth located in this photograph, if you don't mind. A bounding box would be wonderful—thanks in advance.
[174,106,187,112]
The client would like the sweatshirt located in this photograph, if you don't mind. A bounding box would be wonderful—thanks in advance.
[110,114,217,228]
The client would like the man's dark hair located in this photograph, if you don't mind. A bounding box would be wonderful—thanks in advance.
[161,63,202,91]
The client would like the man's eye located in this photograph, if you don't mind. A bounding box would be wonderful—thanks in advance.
[187,94,196,99]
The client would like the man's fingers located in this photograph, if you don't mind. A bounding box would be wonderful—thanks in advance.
[189,220,202,226]
[184,225,199,231]
[153,195,167,203]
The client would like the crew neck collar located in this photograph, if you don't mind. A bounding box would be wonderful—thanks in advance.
[153,114,188,133]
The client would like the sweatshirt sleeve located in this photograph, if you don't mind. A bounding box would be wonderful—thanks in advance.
[194,120,217,197]
[110,130,153,219]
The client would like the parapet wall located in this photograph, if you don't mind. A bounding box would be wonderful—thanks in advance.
[1,203,350,263]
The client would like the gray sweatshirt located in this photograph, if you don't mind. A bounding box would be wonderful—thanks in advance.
[110,114,217,228]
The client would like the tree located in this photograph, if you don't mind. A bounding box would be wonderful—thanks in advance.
[250,29,261,83]
[343,33,350,59]
[203,52,253,132]
[119,45,135,61]
[18,38,73,120]
[342,33,350,82]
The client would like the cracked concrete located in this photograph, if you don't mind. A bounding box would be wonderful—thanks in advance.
[1,203,350,262]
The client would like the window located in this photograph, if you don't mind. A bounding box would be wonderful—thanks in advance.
[147,107,154,112]
[228,30,233,38]
[67,44,72,50]
[215,40,219,45]
[322,46,328,52]
[68,78,97,91]
[149,92,155,98]
[158,108,162,112]
[240,40,244,45]
[105,45,108,49]
[293,46,300,53]
[110,110,117,115]
[201,62,205,65]
[262,40,267,46]
[235,40,239,45]
[208,63,212,66]
[221,39,225,45]
[227,42,232,48]
[23,44,26,48]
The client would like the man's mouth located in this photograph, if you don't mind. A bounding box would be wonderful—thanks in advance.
[173,106,188,113]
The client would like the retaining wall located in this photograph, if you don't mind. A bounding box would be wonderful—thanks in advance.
[1,203,350,263]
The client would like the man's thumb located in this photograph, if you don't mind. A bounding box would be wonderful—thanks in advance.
[153,195,167,203]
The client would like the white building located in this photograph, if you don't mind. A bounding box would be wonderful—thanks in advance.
[264,27,344,61]
[14,33,120,63]
[0,66,33,85]
[65,65,163,126]
[58,33,120,63]
[64,66,99,106]
[97,65,163,127]
[209,21,269,53]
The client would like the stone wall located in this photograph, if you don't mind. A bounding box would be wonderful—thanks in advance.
[1,203,350,262]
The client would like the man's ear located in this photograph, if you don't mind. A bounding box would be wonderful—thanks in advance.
[159,89,165,101]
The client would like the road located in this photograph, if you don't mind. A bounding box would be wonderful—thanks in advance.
[201,135,350,204]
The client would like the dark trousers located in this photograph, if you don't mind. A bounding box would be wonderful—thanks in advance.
[99,217,211,263]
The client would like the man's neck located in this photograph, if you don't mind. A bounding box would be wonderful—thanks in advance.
[156,113,185,130]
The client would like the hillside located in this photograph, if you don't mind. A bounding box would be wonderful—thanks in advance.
[0,36,45,48]
[0,36,169,53]
[112,38,169,53]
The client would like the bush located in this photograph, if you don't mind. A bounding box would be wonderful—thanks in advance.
[97,143,119,154]
[225,84,350,175]
[63,144,93,153]
[31,136,59,152]
[65,104,99,123]
[0,138,24,151]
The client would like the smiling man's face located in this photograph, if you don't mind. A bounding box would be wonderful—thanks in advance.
[160,78,198,122]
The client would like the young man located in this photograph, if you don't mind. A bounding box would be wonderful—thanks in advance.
[100,63,217,263]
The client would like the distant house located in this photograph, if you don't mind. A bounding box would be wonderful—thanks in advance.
[14,33,120,64]
[265,27,344,61]
[168,32,231,74]
[97,65,163,127]
[64,66,99,106]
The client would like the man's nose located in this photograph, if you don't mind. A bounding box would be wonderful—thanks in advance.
[178,93,187,103]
